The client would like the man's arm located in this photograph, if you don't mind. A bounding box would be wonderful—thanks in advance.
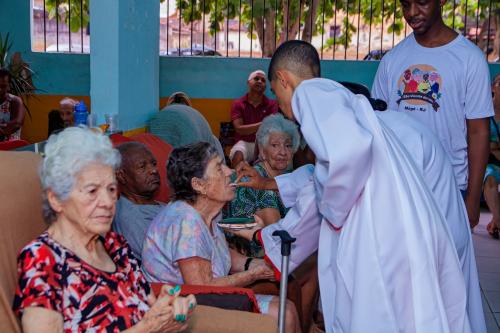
[232,118,261,136]
[462,51,494,229]
[235,162,278,190]
[466,118,490,228]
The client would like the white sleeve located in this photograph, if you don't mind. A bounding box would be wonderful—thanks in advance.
[464,51,494,119]
[275,164,315,208]
[260,180,321,276]
[371,57,390,103]
[293,82,374,228]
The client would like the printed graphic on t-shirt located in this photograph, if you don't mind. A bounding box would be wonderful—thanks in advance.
[396,64,442,112]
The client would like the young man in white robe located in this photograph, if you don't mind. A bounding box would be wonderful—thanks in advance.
[236,101,486,333]
[234,40,473,333]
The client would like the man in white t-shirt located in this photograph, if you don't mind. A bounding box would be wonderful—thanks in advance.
[372,0,493,229]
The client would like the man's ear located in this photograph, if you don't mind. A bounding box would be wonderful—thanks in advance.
[191,177,205,195]
[47,189,63,214]
[116,169,127,185]
[275,70,289,89]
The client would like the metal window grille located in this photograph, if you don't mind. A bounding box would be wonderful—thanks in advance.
[32,0,499,62]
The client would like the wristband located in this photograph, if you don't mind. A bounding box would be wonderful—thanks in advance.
[244,257,253,271]
[252,230,261,245]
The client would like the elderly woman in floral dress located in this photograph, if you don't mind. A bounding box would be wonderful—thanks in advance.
[13,127,196,333]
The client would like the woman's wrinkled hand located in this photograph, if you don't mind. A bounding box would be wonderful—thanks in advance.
[140,285,197,333]
[249,259,276,281]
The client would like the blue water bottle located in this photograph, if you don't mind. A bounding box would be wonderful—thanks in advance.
[73,101,88,126]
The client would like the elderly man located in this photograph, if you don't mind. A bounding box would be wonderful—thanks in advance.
[229,70,279,167]
[58,97,77,127]
[113,142,164,260]
[0,69,26,141]
[48,97,78,136]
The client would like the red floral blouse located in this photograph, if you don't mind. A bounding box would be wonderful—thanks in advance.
[13,231,151,332]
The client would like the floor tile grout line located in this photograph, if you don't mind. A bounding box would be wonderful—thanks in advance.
[479,267,500,329]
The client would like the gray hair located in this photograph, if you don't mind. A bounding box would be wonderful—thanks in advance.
[256,114,300,152]
[40,126,121,223]
[167,142,219,203]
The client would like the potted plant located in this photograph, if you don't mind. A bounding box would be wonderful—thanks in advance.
[0,32,38,116]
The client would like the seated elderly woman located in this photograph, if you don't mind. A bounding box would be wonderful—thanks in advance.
[141,142,301,333]
[225,114,299,226]
[224,115,318,332]
[13,127,196,332]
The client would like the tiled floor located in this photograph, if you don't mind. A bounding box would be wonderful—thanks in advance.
[473,210,500,332]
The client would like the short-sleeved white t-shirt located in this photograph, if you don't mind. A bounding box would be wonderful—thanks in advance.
[372,33,494,190]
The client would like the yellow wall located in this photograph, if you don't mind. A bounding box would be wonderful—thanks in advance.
[22,96,233,143]
[22,95,91,143]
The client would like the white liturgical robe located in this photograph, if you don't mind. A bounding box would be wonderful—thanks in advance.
[376,110,485,333]
[259,164,321,277]
[262,78,471,333]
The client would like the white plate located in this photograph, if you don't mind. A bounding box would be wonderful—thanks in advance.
[217,222,257,230]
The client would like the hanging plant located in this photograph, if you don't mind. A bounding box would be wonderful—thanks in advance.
[0,32,39,118]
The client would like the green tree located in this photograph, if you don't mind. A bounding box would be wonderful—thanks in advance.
[44,0,499,58]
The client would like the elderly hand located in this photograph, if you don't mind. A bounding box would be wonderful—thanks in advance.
[141,285,197,333]
[249,259,276,281]
[235,162,277,190]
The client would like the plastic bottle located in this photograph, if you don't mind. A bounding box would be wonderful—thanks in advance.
[73,101,88,126]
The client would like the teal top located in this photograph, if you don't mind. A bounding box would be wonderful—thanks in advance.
[490,117,500,143]
[223,162,289,257]
[224,163,288,219]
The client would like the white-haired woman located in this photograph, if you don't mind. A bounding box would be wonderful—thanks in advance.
[225,113,300,226]
[13,127,196,333]
[224,114,319,332]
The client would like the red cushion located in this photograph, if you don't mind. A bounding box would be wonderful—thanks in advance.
[150,283,260,313]
[110,133,172,203]
[131,133,173,203]
[109,134,134,147]
[0,140,31,151]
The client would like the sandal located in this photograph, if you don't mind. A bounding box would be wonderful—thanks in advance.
[487,222,500,239]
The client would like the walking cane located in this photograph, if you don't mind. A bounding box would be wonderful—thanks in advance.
[272,230,296,333]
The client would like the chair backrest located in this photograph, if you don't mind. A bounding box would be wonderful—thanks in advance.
[0,151,45,333]
[0,140,31,151]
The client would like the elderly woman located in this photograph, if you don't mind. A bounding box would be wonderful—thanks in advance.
[225,114,300,226]
[141,142,301,333]
[13,127,196,333]
[225,115,318,332]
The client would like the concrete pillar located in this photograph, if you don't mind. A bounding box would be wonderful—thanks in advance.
[90,0,159,131]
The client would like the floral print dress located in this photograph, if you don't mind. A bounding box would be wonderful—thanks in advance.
[13,232,151,333]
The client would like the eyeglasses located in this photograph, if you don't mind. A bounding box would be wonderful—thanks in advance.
[253,77,266,82]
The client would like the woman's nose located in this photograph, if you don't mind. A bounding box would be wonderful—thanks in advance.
[99,190,116,208]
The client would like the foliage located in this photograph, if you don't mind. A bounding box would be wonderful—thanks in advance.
[45,0,90,33]
[43,0,499,56]
[0,33,37,117]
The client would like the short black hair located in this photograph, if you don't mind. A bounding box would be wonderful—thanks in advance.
[0,68,11,81]
[167,141,219,203]
[340,81,387,111]
[268,40,320,82]
[117,142,152,169]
